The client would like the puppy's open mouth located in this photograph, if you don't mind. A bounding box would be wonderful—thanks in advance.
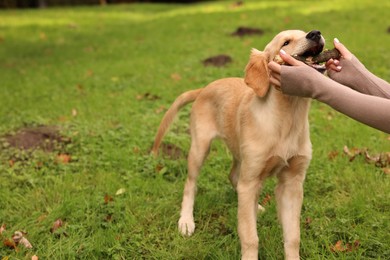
[296,44,341,72]
[274,44,341,72]
[299,43,324,58]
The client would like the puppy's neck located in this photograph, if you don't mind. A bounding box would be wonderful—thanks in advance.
[253,86,311,125]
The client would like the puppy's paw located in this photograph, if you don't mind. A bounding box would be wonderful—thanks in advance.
[178,216,195,236]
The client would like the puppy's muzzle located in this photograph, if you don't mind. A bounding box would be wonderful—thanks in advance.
[302,30,324,57]
[306,30,322,43]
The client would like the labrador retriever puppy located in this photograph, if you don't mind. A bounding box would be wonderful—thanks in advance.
[152,30,325,260]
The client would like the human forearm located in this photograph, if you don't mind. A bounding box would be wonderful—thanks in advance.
[281,66,390,133]
[328,56,390,98]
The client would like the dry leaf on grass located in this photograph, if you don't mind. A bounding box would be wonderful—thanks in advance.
[115,188,126,196]
[32,255,39,260]
[260,194,272,206]
[50,219,63,233]
[305,217,312,229]
[343,145,389,167]
[0,223,6,235]
[12,231,32,249]
[170,73,181,81]
[155,105,166,114]
[50,218,68,238]
[3,238,17,249]
[104,194,114,204]
[56,154,71,164]
[330,240,360,253]
[328,150,339,160]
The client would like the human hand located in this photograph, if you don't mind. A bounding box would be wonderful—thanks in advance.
[325,38,353,72]
[268,49,306,89]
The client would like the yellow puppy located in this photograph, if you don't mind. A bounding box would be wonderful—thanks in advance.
[153,30,325,260]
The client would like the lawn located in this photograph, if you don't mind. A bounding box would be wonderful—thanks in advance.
[0,0,389,259]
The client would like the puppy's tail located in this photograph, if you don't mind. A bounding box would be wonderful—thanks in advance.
[152,88,203,156]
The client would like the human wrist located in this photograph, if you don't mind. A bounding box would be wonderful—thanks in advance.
[280,65,321,98]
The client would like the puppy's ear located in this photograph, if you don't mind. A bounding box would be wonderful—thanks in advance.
[244,48,270,97]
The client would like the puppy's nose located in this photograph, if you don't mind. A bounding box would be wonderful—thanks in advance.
[306,30,322,42]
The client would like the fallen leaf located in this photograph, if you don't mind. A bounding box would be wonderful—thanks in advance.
[344,145,389,167]
[328,150,339,160]
[0,223,6,234]
[12,231,32,249]
[133,146,140,154]
[58,115,69,122]
[72,108,77,117]
[84,69,94,78]
[8,160,14,167]
[37,214,47,223]
[155,164,164,173]
[348,240,360,252]
[105,214,113,222]
[261,194,272,206]
[155,106,166,114]
[330,240,346,252]
[305,217,312,229]
[170,73,181,81]
[115,188,126,196]
[32,255,39,260]
[3,238,17,249]
[50,219,63,233]
[330,239,360,253]
[104,194,113,204]
[57,154,71,164]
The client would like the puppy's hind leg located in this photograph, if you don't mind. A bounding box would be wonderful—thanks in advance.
[178,128,214,236]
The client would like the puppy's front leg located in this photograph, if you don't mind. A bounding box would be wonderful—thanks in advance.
[237,167,262,260]
[275,156,309,260]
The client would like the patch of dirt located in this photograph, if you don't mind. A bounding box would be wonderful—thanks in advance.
[231,27,264,37]
[387,26,390,34]
[136,92,161,101]
[3,125,70,152]
[159,142,185,159]
[202,55,232,67]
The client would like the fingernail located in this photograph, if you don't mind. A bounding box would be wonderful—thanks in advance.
[336,66,342,71]
[333,60,339,65]
[280,49,286,55]
[334,38,340,44]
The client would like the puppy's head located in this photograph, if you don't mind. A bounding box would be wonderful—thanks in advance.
[245,30,325,97]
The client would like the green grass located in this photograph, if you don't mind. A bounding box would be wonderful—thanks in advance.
[0,0,389,259]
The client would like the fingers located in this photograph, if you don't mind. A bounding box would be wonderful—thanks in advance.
[267,61,282,88]
[268,61,281,74]
[279,49,305,66]
[269,72,281,88]
[326,58,342,72]
[333,38,352,60]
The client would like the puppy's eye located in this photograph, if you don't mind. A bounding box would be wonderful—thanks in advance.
[283,40,290,46]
